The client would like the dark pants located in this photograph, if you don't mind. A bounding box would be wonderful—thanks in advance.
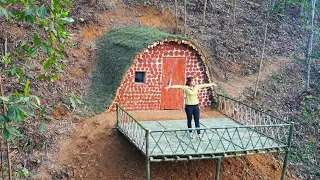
[185,105,200,134]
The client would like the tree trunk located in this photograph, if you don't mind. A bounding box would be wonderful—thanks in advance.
[1,37,12,180]
[0,40,4,180]
[50,0,56,48]
[5,137,11,180]
[254,22,268,98]
[0,137,3,180]
[306,0,316,91]
[175,0,178,32]
[231,0,237,35]
[254,0,272,98]
[0,78,3,179]
[184,0,187,37]
[209,0,215,9]
[202,0,208,25]
[89,0,95,7]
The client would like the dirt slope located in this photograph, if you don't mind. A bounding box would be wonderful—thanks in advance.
[219,58,291,98]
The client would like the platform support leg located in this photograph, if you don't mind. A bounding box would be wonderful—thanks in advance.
[281,122,294,180]
[116,129,120,137]
[116,103,120,137]
[146,130,150,180]
[215,158,222,180]
[146,157,150,180]
[281,150,290,180]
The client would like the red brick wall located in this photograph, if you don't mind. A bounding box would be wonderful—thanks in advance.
[110,42,213,111]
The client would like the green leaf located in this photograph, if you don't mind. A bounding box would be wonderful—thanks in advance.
[40,59,45,65]
[0,114,10,123]
[24,79,30,95]
[61,0,73,7]
[22,168,29,177]
[6,126,22,137]
[60,11,69,17]
[25,7,37,16]
[39,121,46,133]
[50,27,58,36]
[19,97,30,103]
[75,96,84,105]
[46,75,52,82]
[26,72,35,79]
[30,95,41,106]
[18,12,25,21]
[31,48,38,57]
[39,4,47,19]
[53,71,59,80]
[26,100,39,109]
[18,105,34,116]
[7,104,24,122]
[305,95,313,99]
[0,6,8,20]
[69,96,76,109]
[23,63,35,70]
[44,59,53,70]
[53,0,61,11]
[25,15,35,24]
[3,128,11,140]
[39,74,46,80]
[60,17,74,23]
[34,33,41,46]
[39,107,46,116]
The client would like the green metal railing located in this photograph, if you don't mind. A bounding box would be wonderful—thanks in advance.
[217,94,292,144]
[116,103,147,153]
[115,95,294,180]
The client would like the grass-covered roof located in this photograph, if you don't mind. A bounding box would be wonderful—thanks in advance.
[87,26,205,113]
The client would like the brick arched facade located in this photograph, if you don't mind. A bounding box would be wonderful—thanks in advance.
[110,40,213,111]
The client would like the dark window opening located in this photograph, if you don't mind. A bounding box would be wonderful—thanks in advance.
[135,72,146,83]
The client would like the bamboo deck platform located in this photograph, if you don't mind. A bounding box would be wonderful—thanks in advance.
[139,118,286,157]
[115,94,294,180]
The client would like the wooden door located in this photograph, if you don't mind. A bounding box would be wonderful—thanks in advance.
[161,57,185,109]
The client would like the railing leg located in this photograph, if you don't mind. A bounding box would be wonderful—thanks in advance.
[116,103,120,137]
[281,150,290,180]
[146,130,150,180]
[281,122,294,180]
[146,157,150,180]
[116,128,120,137]
[215,158,222,180]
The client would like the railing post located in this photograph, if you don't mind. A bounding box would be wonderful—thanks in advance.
[116,103,119,127]
[215,157,222,180]
[217,95,221,111]
[281,122,294,180]
[146,130,150,180]
[116,103,120,137]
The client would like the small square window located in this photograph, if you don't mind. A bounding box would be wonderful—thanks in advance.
[135,72,146,83]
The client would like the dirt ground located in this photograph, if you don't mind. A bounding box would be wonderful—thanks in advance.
[34,109,295,180]
[218,58,291,98]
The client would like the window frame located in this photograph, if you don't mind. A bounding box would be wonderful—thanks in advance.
[134,71,146,84]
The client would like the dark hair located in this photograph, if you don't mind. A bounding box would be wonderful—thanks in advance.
[185,77,194,86]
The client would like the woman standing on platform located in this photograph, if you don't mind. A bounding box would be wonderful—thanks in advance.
[165,77,217,138]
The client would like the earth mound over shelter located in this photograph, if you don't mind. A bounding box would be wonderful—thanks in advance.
[90,26,214,112]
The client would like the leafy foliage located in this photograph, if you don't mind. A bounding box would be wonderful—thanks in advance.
[0,1,73,140]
